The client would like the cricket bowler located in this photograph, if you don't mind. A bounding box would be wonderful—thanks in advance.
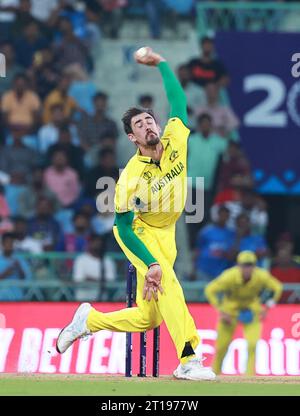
[205,250,282,375]
[56,46,216,380]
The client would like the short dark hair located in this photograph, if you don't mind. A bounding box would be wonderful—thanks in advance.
[37,195,52,205]
[177,63,189,71]
[1,232,15,243]
[58,73,71,85]
[50,103,64,113]
[236,212,250,222]
[13,216,27,224]
[0,41,14,50]
[93,91,108,101]
[52,149,68,160]
[138,94,153,105]
[13,72,28,83]
[59,16,72,26]
[98,147,115,159]
[228,140,241,149]
[200,36,214,45]
[196,113,212,124]
[122,107,156,134]
[218,205,230,214]
[90,233,103,243]
[24,20,39,30]
[59,124,70,134]
[72,212,89,223]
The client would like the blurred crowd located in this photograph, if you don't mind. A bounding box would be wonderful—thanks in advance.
[180,35,300,298]
[0,0,125,300]
[0,0,196,42]
[0,1,299,302]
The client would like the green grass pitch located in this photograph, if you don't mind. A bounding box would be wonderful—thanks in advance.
[1,375,300,396]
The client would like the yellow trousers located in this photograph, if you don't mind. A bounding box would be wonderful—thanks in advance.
[87,218,200,363]
[213,317,262,376]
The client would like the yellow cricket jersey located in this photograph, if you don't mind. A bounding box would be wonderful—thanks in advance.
[205,266,283,316]
[114,117,190,228]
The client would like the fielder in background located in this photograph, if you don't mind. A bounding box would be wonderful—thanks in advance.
[205,250,282,376]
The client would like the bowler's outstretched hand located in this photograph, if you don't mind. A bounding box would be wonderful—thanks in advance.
[134,46,166,66]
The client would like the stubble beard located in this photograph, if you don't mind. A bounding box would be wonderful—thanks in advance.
[146,132,160,146]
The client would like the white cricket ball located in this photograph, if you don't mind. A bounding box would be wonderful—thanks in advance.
[136,47,149,58]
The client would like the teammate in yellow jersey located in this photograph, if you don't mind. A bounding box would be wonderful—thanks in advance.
[205,250,282,376]
[56,47,216,380]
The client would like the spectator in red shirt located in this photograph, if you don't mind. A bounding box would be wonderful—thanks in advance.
[272,247,300,282]
[188,36,229,88]
[271,236,300,302]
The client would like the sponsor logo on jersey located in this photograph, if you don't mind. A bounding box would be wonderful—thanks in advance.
[143,171,153,182]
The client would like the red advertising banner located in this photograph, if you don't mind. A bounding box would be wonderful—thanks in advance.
[0,303,300,375]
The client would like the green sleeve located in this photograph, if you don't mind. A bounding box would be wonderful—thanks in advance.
[115,211,157,267]
[158,61,188,125]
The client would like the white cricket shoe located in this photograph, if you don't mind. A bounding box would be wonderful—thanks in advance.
[173,357,216,381]
[56,303,92,354]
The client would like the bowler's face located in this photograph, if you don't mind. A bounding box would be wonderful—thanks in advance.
[128,113,161,147]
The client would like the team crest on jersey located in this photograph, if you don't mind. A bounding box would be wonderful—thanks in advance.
[143,171,153,183]
[169,150,179,162]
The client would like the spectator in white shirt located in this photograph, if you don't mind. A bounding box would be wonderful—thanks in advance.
[73,234,116,301]
[30,0,58,22]
[13,216,43,253]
